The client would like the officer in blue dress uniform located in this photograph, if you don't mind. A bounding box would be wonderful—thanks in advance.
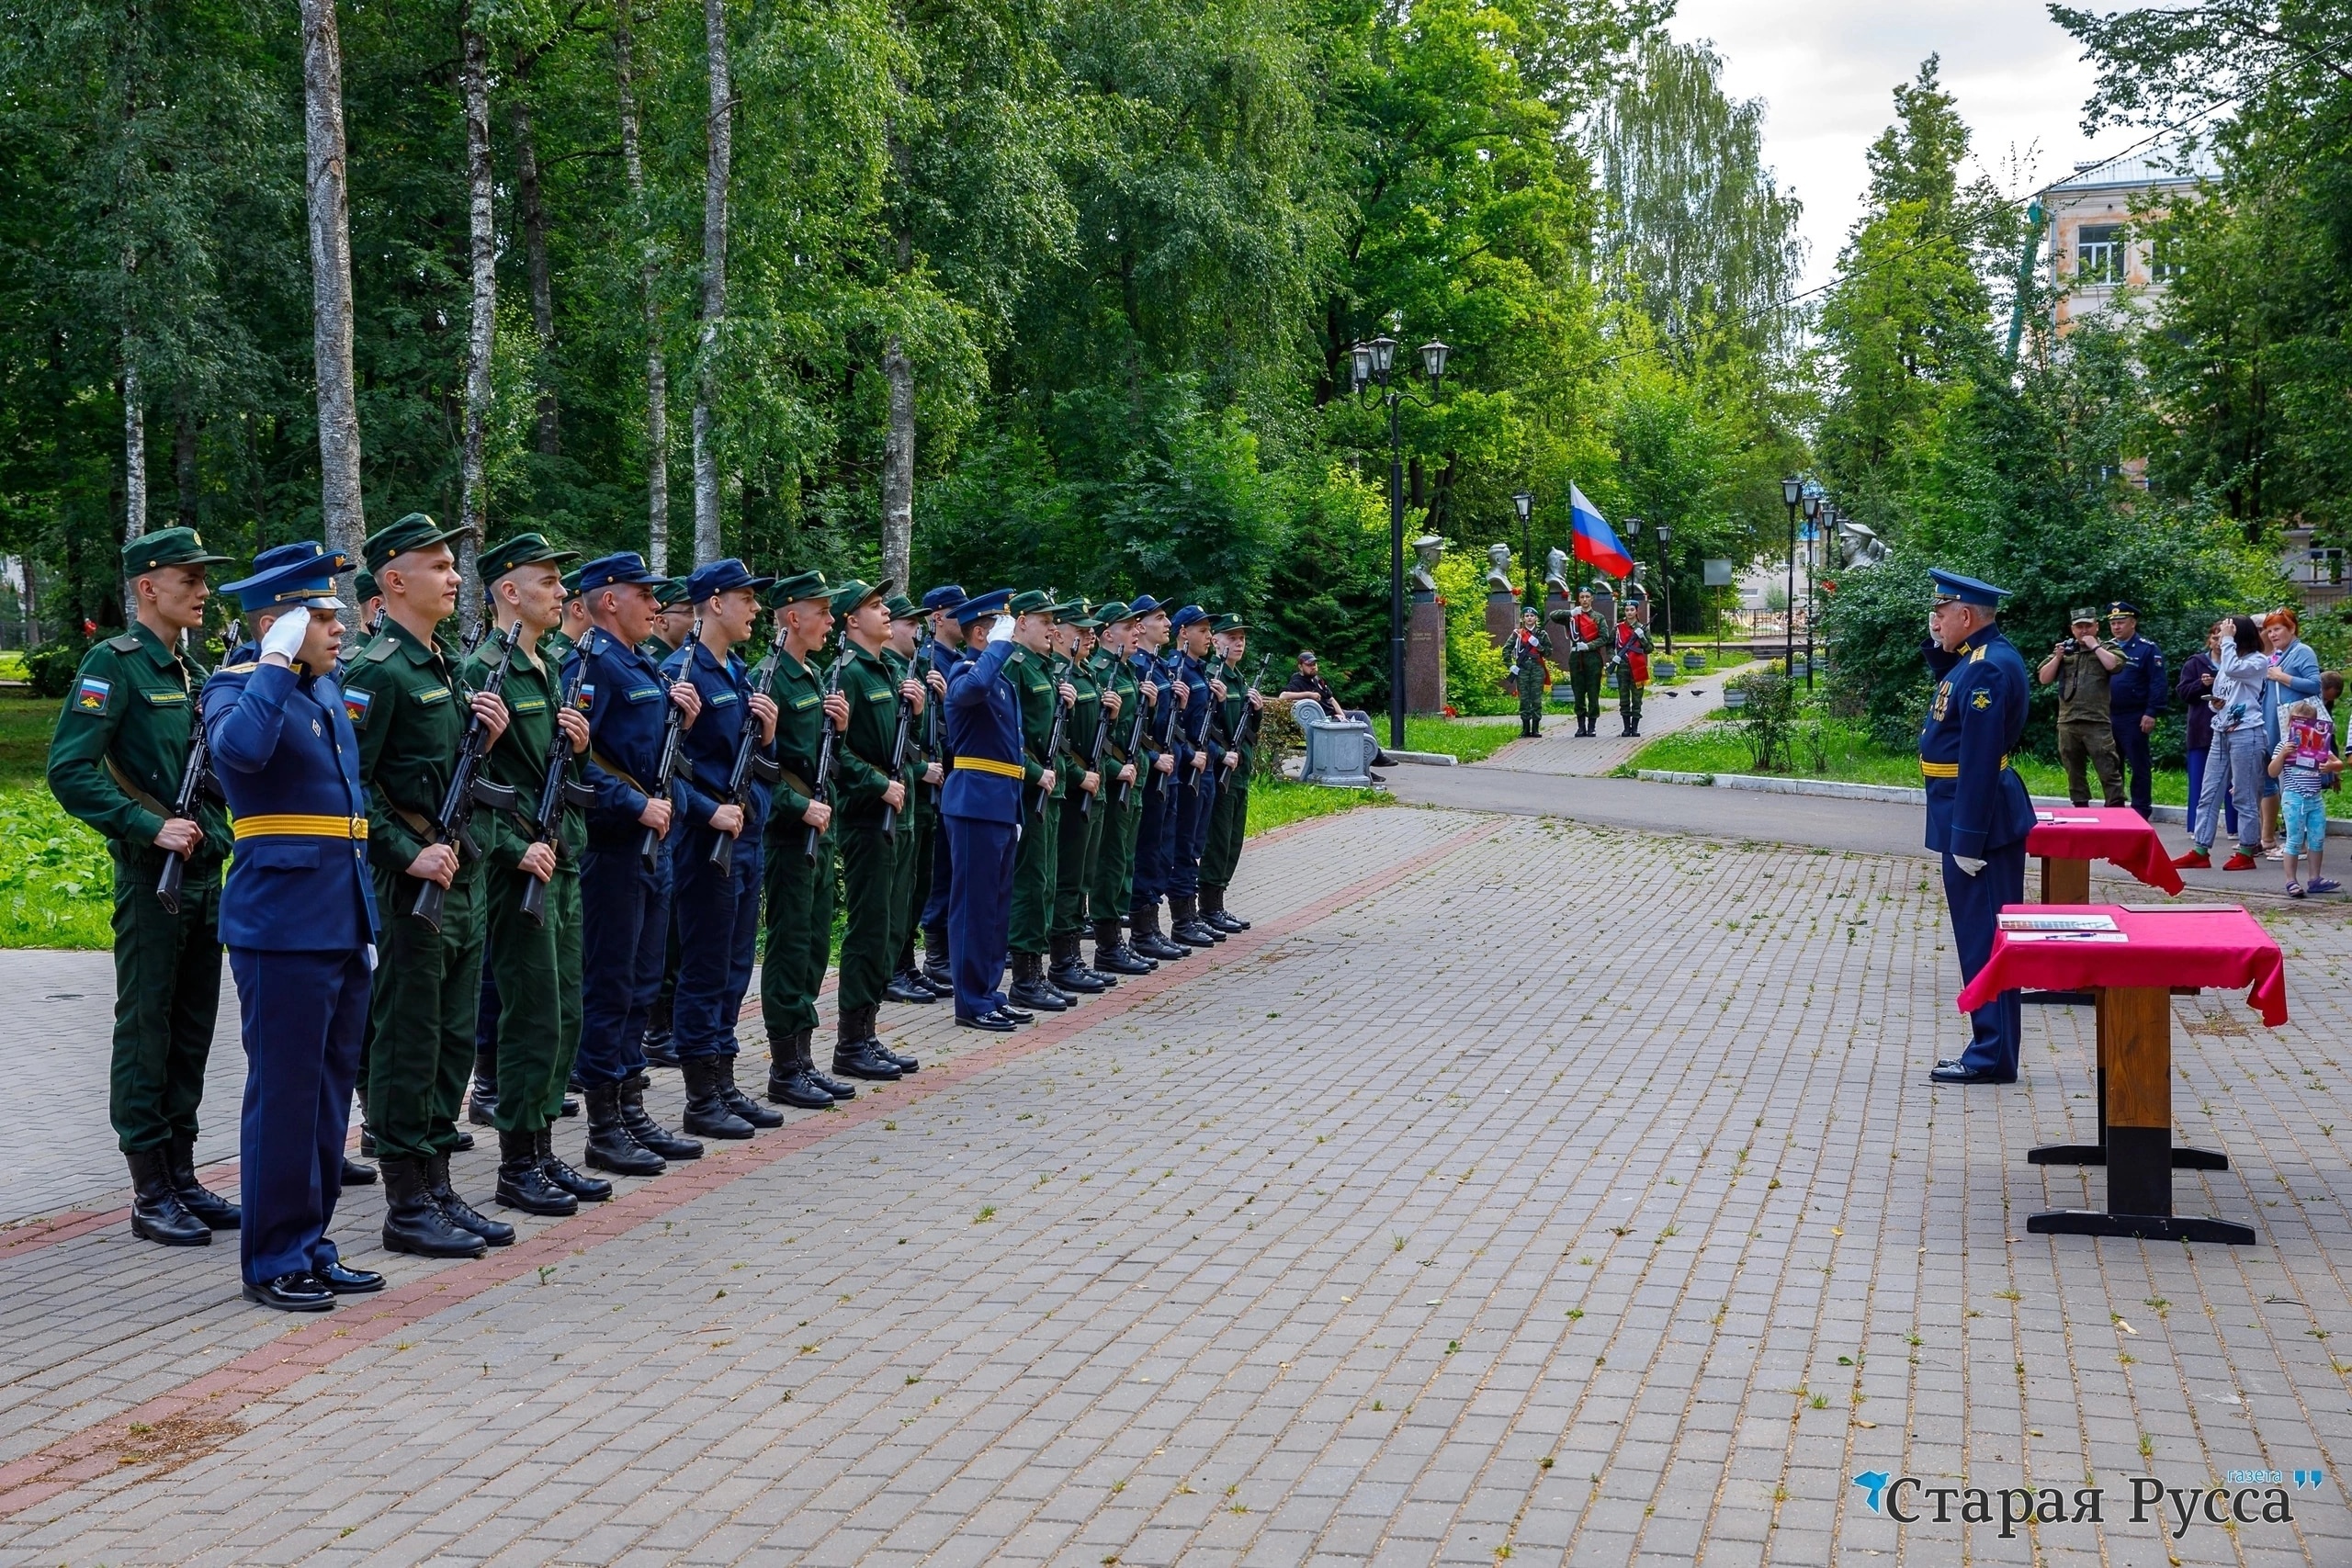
[941,589,1031,1031]
[1920,569,2038,1086]
[1124,596,1189,962]
[2103,601,2166,818]
[563,552,706,1175]
[916,583,969,989]
[201,542,385,1311]
[660,557,782,1141]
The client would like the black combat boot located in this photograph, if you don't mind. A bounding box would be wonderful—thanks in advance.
[1007,952,1069,1012]
[1046,932,1102,995]
[342,1156,379,1185]
[1093,917,1149,976]
[167,1135,241,1230]
[800,1030,859,1100]
[466,1047,499,1125]
[1170,895,1219,948]
[582,1083,666,1177]
[872,1031,922,1073]
[536,1125,611,1201]
[718,1057,784,1127]
[922,929,954,992]
[127,1147,210,1247]
[618,1073,703,1160]
[832,1006,904,1081]
[680,1057,756,1139]
[494,1128,578,1215]
[1201,888,1248,934]
[430,1151,515,1246]
[767,1032,839,1109]
[380,1156,487,1258]
[1130,905,1187,961]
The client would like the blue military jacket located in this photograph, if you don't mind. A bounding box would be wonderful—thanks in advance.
[1174,650,1222,766]
[1132,649,1175,775]
[565,626,678,842]
[662,638,766,835]
[201,657,380,952]
[2108,632,2167,716]
[943,638,1025,825]
[1920,626,2037,860]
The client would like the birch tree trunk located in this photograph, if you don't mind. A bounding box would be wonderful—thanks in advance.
[881,337,913,590]
[174,395,198,526]
[616,0,670,573]
[457,16,494,637]
[513,98,559,457]
[301,0,367,580]
[121,353,146,544]
[691,0,731,568]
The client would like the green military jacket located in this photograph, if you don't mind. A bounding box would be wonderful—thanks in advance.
[756,644,832,836]
[1057,651,1102,784]
[462,637,582,874]
[1007,644,1064,800]
[1217,657,1254,773]
[1091,648,1142,784]
[345,618,476,877]
[834,641,903,820]
[47,621,232,878]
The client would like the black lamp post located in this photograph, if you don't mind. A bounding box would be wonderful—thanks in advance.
[1780,475,1802,673]
[1512,490,1535,609]
[1350,332,1450,750]
[1801,491,1823,689]
[1654,520,1673,656]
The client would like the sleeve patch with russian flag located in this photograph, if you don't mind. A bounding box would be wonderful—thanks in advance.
[73,675,111,713]
[343,688,374,726]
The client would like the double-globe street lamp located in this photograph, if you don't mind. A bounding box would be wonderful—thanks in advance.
[1780,476,1803,678]
[1347,333,1450,750]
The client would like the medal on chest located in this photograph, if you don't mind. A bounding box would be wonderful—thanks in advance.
[1932,681,1952,723]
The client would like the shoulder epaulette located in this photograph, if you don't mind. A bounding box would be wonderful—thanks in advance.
[220,661,258,675]
[366,638,398,664]
[105,632,142,654]
[1970,645,1986,663]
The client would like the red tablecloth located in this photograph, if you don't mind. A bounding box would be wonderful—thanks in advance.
[1956,904,2287,1026]
[2026,807,2186,896]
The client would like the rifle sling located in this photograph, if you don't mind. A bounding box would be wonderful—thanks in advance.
[104,756,177,823]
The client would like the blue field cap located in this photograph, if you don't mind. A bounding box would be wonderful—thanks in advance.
[921,583,968,614]
[685,557,773,603]
[578,551,666,594]
[1170,604,1209,630]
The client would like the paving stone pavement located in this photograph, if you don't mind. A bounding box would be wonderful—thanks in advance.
[4,801,2352,1564]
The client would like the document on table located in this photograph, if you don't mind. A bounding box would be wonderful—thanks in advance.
[2005,931,2130,943]
[2034,812,2104,824]
[1998,912,2120,931]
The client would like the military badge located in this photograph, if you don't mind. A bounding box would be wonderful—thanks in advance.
[1972,690,1992,710]
[73,674,111,713]
[342,688,373,726]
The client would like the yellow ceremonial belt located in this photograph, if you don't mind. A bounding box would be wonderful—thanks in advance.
[1918,756,2008,779]
[954,756,1025,780]
[233,813,369,840]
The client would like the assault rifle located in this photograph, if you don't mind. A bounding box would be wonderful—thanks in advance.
[413,621,521,932]
[879,659,918,841]
[519,658,597,926]
[1032,678,1070,821]
[1080,662,1114,819]
[710,629,786,874]
[1115,656,1150,807]
[804,647,850,862]
[155,634,218,915]
[639,615,700,870]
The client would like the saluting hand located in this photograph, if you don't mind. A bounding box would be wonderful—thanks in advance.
[748,692,779,744]
[519,841,556,883]
[470,690,510,746]
[408,841,459,888]
[821,691,850,728]
[556,706,589,754]
[153,817,201,856]
[668,680,703,726]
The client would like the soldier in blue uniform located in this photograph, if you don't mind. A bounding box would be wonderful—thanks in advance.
[1124,597,1189,963]
[941,589,1031,1031]
[661,558,782,1141]
[564,552,707,1175]
[1920,569,2038,1086]
[1165,605,1224,948]
[201,542,385,1311]
[2104,601,2166,818]
[915,584,970,991]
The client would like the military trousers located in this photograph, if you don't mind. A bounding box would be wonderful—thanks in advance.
[1943,840,2027,1078]
[1518,673,1546,734]
[1010,795,1057,954]
[896,798,933,971]
[759,821,834,1040]
[1200,767,1249,894]
[2058,719,2125,807]
[1091,779,1142,922]
[481,862,582,1133]
[575,836,669,1088]
[1051,788,1104,938]
[944,814,1015,1018]
[1168,768,1214,898]
[672,820,762,1060]
[231,945,368,1287]
[107,864,222,1154]
[1567,651,1603,728]
[1129,772,1176,913]
[920,802,955,946]
[367,862,485,1161]
[1613,668,1644,729]
[835,811,907,1012]
[2110,711,2155,817]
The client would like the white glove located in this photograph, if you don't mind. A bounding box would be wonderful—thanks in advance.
[986,613,1014,646]
[260,609,310,662]
[1953,855,1985,876]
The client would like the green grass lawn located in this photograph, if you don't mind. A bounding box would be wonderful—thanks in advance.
[1400,716,1525,764]
[0,788,117,948]
[1247,773,1391,835]
[1623,717,2192,805]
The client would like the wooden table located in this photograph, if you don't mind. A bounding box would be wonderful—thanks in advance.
[1956,904,2284,1246]
[2023,807,2187,1004]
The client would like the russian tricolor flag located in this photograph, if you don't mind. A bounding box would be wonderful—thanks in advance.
[1568,484,1634,579]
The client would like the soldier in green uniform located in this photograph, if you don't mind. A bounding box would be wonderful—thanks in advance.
[48,526,242,1247]
[641,579,692,661]
[882,594,946,1003]
[344,513,515,1259]
[826,580,929,1079]
[464,533,611,1216]
[1047,604,1115,994]
[1005,591,1077,1011]
[1086,602,1154,977]
[756,571,857,1109]
[1507,606,1548,738]
[542,569,586,663]
[1198,613,1265,932]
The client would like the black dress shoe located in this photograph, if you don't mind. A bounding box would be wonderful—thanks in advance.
[958,1011,1017,1032]
[243,1272,335,1312]
[315,1259,386,1294]
[994,1003,1034,1024]
[1929,1064,2016,1085]
[451,1129,475,1152]
[560,1096,581,1118]
[342,1156,379,1186]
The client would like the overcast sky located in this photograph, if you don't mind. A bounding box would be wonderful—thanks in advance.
[1664,0,2117,289]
